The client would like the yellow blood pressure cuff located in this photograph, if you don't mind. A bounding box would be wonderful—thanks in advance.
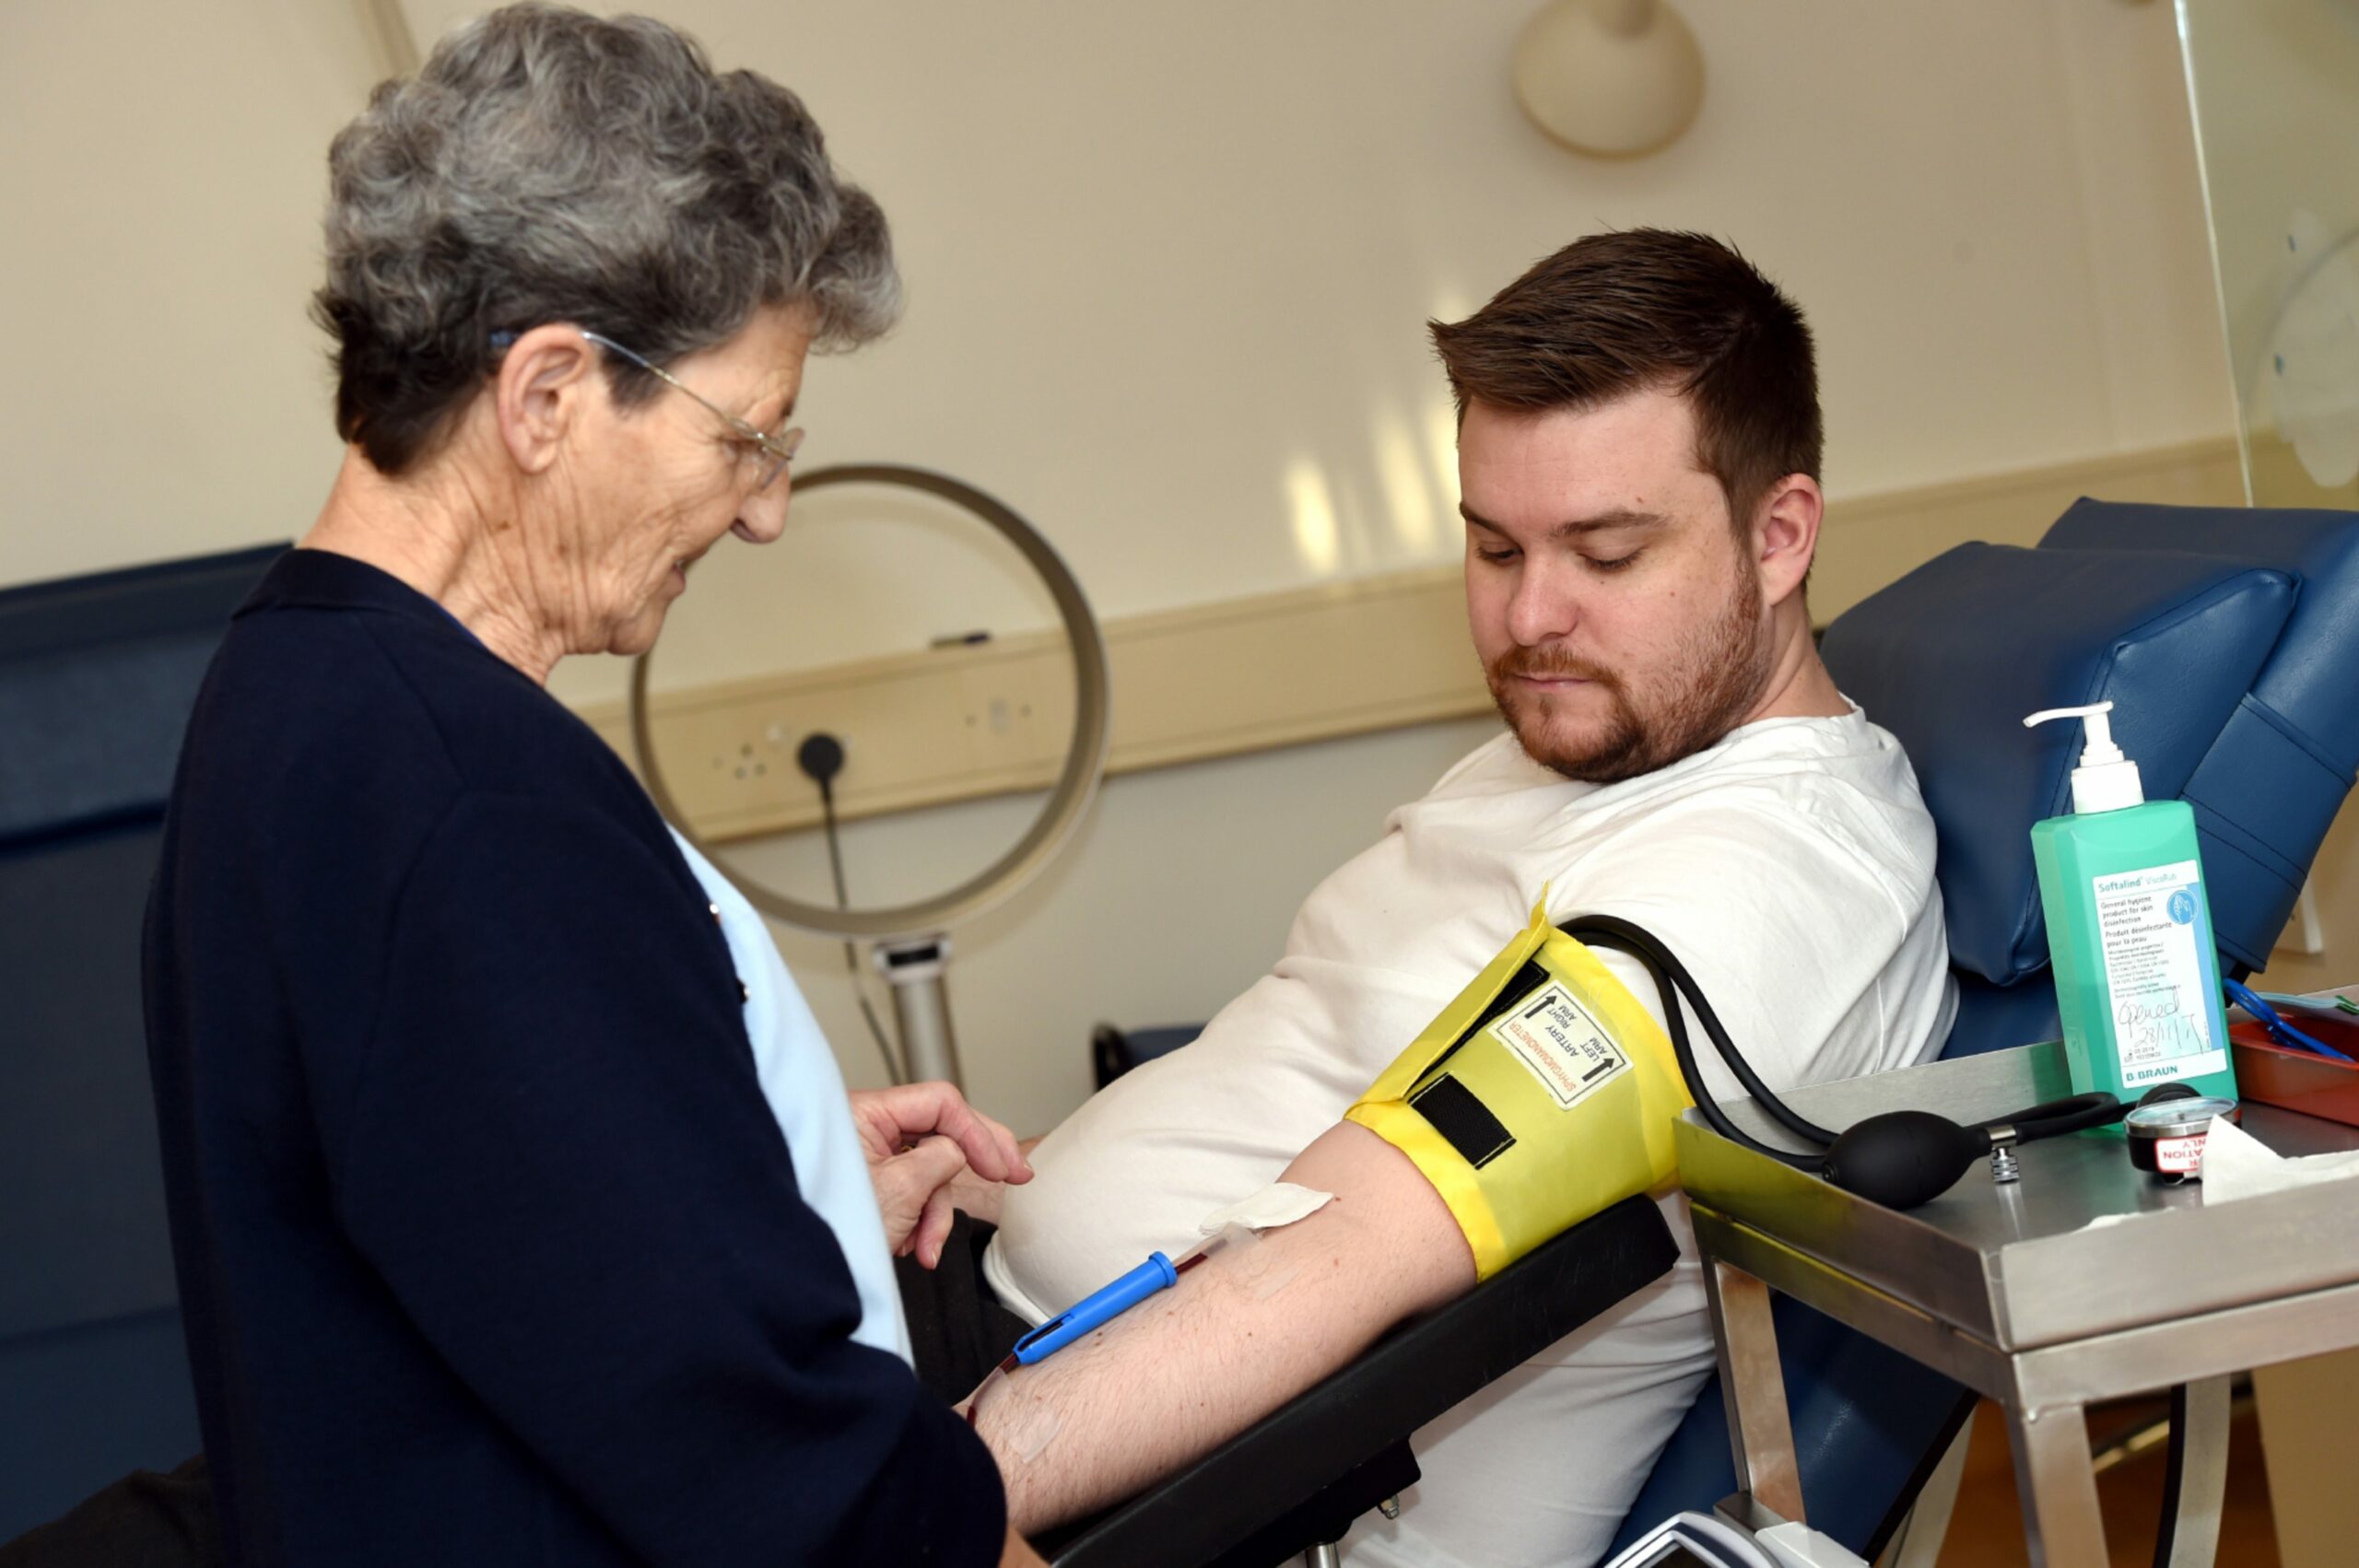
[1344,901,1694,1280]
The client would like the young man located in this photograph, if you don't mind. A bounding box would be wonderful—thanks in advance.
[961,229,1957,1566]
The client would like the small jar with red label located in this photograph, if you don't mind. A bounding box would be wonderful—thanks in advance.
[2124,1096,2240,1183]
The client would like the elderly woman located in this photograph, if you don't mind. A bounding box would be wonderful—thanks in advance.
[139,7,1040,1565]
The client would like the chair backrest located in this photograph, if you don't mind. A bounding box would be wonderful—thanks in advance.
[2038,500,2359,972]
[0,543,281,1539]
[1609,503,2359,1558]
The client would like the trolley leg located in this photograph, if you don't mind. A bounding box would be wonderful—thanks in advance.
[1705,1260,1804,1523]
[2157,1376,2231,1568]
[2004,1401,2107,1568]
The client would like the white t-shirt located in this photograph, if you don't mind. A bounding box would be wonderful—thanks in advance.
[671,830,913,1363]
[982,708,1956,1568]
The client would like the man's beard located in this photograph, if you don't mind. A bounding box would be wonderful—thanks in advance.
[1485,565,1774,785]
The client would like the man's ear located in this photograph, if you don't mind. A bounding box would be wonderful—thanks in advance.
[1752,474,1823,610]
[490,325,600,475]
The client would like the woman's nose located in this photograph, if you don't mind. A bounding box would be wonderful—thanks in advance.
[733,475,792,544]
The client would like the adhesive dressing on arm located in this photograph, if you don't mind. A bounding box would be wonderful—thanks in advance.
[1344,897,1693,1280]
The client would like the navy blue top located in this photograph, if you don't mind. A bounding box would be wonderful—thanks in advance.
[142,549,1004,1566]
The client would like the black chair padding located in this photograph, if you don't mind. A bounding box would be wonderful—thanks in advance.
[0,544,281,1539]
[1044,1195,1679,1568]
[1183,1441,1421,1568]
[1090,1023,1203,1090]
[0,544,285,845]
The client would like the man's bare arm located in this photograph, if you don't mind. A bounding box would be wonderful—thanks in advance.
[968,1121,1475,1533]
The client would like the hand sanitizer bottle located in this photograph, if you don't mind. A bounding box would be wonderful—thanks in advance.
[2025,702,2238,1122]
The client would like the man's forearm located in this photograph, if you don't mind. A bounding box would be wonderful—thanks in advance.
[968,1122,1473,1532]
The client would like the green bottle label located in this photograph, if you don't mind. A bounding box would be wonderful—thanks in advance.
[2093,858,2228,1087]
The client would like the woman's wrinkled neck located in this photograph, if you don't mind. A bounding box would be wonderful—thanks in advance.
[300,430,569,686]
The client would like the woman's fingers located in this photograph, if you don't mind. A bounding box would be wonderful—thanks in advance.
[873,1133,967,1254]
[912,1183,958,1269]
[852,1082,1032,1185]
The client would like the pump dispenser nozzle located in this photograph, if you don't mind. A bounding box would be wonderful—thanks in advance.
[2025,701,2146,813]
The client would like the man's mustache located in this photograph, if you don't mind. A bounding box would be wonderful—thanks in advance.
[1488,650,1621,689]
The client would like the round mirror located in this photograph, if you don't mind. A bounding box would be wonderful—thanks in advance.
[629,465,1111,944]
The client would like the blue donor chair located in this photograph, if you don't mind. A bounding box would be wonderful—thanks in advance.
[1608,498,2359,1559]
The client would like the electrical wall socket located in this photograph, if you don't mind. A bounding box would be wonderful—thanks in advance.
[627,631,1074,838]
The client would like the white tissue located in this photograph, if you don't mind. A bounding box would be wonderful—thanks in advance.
[1197,1181,1334,1235]
[2076,1211,2142,1234]
[2201,1115,2359,1202]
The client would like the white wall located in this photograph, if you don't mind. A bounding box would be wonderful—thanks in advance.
[0,1,377,589]
[6,2,2232,641]
[440,0,2231,709]
[2,1,2239,1129]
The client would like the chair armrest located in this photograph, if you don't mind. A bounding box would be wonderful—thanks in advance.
[1043,1194,1680,1568]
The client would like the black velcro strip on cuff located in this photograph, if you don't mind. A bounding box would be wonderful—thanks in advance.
[1409,1072,1515,1169]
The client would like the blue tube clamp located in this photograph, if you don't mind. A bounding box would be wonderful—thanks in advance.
[1010,1251,1179,1365]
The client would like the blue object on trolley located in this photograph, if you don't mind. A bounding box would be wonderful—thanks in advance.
[2254,989,2359,1018]
[1011,1251,1180,1365]
[2226,977,2354,1062]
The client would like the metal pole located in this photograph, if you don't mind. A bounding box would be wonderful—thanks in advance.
[1705,1260,1806,1525]
[876,934,962,1088]
[2005,1401,2108,1568]
[2156,1377,2232,1568]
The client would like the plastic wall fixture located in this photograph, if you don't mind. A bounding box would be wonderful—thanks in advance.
[1512,0,1705,158]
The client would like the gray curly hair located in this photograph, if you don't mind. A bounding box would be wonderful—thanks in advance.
[314,2,899,474]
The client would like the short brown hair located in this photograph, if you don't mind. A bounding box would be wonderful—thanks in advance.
[1430,229,1821,531]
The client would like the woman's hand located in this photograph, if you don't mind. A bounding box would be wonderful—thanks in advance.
[849,1083,1032,1267]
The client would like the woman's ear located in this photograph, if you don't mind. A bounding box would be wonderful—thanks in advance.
[490,325,600,475]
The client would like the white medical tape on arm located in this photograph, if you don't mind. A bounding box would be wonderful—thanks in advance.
[1196,1181,1333,1235]
[1191,1183,1333,1302]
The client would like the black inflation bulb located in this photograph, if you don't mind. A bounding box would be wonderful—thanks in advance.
[1820,1110,1989,1210]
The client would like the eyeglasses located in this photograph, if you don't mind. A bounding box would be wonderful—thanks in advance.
[489,329,804,490]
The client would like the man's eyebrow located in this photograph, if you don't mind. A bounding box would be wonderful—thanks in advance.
[1458,503,1671,539]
